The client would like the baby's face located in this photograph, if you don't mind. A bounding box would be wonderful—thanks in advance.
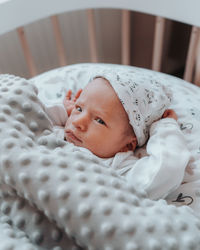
[64,78,136,158]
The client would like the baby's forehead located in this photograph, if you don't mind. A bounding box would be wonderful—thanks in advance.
[83,78,116,99]
[83,81,129,120]
[87,77,112,89]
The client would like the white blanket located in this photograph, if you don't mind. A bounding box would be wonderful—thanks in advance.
[0,74,200,249]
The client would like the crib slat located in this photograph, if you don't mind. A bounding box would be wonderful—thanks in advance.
[17,27,37,77]
[121,10,131,65]
[194,36,200,86]
[87,9,98,63]
[184,26,200,82]
[152,17,165,72]
[51,15,67,66]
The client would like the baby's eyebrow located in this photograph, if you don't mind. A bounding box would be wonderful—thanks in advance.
[77,99,110,119]
[93,108,110,119]
[75,99,83,105]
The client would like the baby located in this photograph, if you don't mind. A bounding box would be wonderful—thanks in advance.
[64,77,176,158]
[64,77,137,158]
[45,68,190,200]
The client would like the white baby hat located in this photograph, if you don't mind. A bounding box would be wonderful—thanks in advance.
[90,67,172,146]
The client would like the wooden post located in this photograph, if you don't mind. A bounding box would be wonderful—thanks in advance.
[184,26,200,82]
[121,10,130,65]
[51,15,67,66]
[17,27,37,77]
[87,9,98,63]
[152,16,165,71]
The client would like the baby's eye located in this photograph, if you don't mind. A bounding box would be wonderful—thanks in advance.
[76,106,82,112]
[96,118,106,125]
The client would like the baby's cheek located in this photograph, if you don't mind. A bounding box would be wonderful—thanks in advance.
[86,135,99,148]
[64,121,68,129]
[64,118,71,129]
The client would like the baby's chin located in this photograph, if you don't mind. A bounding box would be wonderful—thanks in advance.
[89,149,116,158]
[65,134,115,158]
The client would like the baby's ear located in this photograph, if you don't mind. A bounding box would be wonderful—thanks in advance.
[120,137,138,153]
[128,137,138,151]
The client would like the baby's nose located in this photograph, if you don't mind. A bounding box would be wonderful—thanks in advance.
[72,113,88,131]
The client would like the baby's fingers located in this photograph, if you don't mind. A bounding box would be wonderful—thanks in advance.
[162,109,178,121]
[66,90,72,100]
[73,89,82,101]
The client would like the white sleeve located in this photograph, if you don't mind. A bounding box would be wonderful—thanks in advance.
[123,118,191,200]
[44,103,68,126]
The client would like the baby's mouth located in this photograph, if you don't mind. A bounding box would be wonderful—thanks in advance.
[65,130,82,143]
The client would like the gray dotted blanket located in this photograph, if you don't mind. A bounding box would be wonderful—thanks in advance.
[0,74,200,250]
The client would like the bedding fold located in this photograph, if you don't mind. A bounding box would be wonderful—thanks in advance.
[0,74,200,250]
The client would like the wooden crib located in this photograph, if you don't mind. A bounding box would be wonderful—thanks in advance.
[0,0,200,84]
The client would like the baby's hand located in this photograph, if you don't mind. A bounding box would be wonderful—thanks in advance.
[162,109,178,121]
[63,89,82,116]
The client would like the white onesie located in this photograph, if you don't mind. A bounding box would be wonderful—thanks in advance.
[45,103,191,200]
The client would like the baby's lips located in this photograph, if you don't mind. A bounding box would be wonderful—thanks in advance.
[65,130,82,143]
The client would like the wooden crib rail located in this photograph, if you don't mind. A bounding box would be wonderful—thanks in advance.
[15,9,132,77]
[17,27,37,77]
[184,26,200,83]
[152,20,200,84]
[1,0,200,83]
[1,0,200,36]
[121,10,131,65]
[87,9,98,63]
[152,17,165,72]
[194,36,200,86]
[51,15,67,67]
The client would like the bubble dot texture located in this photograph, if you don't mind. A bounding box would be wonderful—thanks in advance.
[0,73,200,250]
